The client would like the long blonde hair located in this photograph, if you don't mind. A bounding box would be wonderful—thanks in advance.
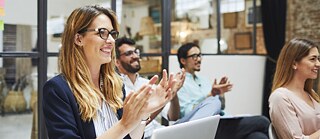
[272,38,320,102]
[59,5,123,121]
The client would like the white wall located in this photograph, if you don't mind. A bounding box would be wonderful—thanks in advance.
[2,0,87,25]
[3,0,37,25]
[2,0,110,28]
[169,55,266,115]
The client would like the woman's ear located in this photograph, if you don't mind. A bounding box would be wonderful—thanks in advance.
[292,61,297,70]
[74,33,83,46]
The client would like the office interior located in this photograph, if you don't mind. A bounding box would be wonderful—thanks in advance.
[0,0,318,138]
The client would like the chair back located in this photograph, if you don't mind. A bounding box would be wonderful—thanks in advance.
[268,124,278,139]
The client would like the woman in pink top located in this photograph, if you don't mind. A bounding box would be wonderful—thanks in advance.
[269,38,320,139]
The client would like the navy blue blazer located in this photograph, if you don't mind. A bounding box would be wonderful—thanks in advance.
[43,75,131,139]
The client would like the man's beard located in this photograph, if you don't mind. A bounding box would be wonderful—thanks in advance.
[194,68,201,72]
[120,60,141,73]
[194,61,201,71]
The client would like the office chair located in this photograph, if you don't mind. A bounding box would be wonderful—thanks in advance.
[268,123,278,139]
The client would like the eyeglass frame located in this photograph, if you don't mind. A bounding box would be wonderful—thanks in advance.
[119,49,140,57]
[77,28,119,40]
[186,53,202,60]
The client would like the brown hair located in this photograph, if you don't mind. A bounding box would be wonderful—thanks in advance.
[59,5,123,121]
[272,38,320,102]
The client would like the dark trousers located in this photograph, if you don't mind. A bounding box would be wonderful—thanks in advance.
[215,116,270,139]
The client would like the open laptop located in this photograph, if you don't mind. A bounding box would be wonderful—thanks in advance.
[151,115,220,139]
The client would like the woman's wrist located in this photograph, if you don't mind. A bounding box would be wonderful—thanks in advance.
[142,115,151,121]
[141,115,151,125]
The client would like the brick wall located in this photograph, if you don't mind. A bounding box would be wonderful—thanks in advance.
[286,0,320,44]
[286,0,320,92]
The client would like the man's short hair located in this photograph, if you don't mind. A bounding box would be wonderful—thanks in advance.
[115,37,136,58]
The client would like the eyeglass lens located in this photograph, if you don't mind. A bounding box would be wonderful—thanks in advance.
[188,53,202,60]
[99,28,119,40]
[123,49,140,56]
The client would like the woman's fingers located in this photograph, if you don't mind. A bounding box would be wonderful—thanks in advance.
[148,75,159,85]
[136,85,152,102]
[159,69,168,87]
[166,88,173,100]
[131,85,153,115]
[167,73,175,91]
[121,83,159,130]
[123,91,133,106]
[126,84,151,109]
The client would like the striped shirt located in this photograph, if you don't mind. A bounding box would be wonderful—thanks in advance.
[120,73,164,138]
[93,101,119,137]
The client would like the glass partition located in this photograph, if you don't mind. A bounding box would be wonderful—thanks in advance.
[172,0,217,54]
[0,57,36,138]
[118,0,163,77]
[1,0,37,53]
[219,0,266,54]
[0,0,38,138]
[47,0,112,53]
[0,24,37,52]
[171,0,266,55]
[119,0,162,54]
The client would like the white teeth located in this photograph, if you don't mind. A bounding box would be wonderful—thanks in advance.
[313,69,318,73]
[100,48,110,52]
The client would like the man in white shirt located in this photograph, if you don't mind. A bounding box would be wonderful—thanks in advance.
[115,37,185,139]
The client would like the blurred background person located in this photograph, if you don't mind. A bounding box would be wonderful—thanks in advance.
[177,43,270,139]
[115,37,185,139]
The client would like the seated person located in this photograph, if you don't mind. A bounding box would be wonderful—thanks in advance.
[269,38,320,139]
[115,37,185,139]
[176,43,270,139]
[42,6,176,139]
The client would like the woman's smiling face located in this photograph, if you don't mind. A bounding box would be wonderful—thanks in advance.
[80,14,116,67]
[294,47,320,80]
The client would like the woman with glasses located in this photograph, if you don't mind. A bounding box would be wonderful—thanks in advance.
[43,5,175,139]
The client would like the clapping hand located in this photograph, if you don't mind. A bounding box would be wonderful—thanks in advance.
[144,69,176,114]
[171,68,186,98]
[211,76,233,96]
[121,69,176,130]
[121,81,154,131]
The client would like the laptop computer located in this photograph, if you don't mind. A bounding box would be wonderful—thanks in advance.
[151,115,220,139]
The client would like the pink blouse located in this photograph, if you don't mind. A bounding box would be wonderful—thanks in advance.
[269,87,320,139]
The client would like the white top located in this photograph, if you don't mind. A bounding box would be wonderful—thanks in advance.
[120,73,164,138]
[121,73,149,96]
[269,87,320,139]
[93,101,119,137]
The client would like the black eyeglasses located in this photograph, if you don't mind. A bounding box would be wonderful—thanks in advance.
[78,28,119,40]
[187,53,202,60]
[120,49,140,57]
